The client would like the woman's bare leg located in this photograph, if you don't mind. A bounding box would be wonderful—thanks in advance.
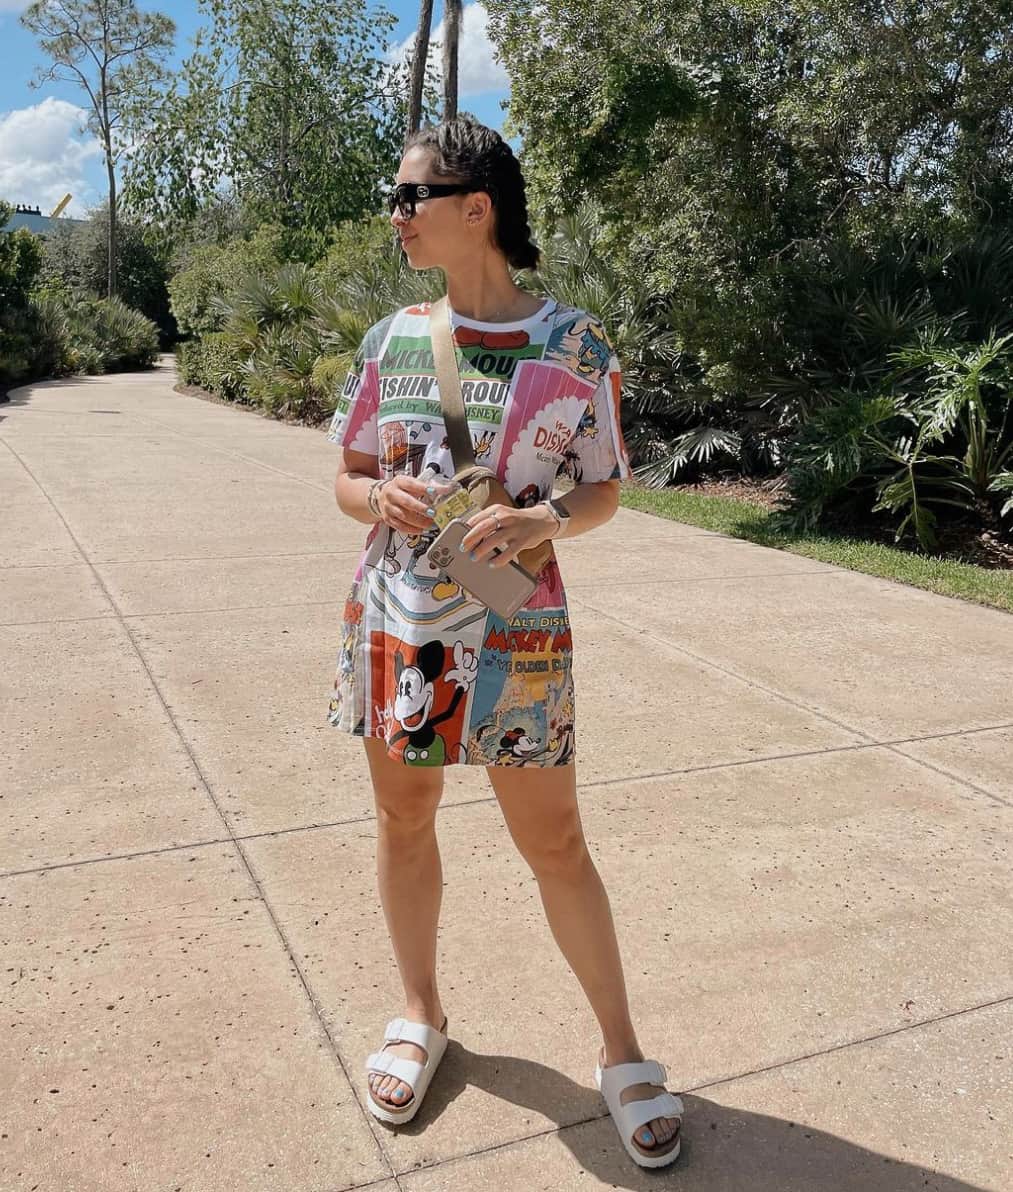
[364,737,447,1109]
[486,761,680,1153]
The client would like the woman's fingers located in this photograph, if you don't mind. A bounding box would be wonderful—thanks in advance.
[379,477,436,530]
[460,516,502,557]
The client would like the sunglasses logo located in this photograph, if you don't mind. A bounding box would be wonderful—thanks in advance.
[416,185,430,199]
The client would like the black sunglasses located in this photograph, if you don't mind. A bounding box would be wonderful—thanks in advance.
[387,181,474,220]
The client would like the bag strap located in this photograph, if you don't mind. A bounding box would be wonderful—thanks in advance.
[430,296,476,473]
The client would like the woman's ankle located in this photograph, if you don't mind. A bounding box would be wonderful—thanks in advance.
[404,998,445,1026]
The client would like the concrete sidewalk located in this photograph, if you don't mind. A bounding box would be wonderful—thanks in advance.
[2,356,1011,1191]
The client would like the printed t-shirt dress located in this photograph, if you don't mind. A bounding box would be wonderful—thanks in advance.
[325,295,632,767]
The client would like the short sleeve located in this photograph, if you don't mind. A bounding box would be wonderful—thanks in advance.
[326,341,380,456]
[565,351,633,483]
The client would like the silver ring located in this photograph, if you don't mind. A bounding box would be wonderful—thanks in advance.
[492,512,502,532]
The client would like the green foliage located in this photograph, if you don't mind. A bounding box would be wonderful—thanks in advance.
[36,292,160,374]
[0,202,46,382]
[39,202,176,344]
[168,225,286,337]
[312,216,400,295]
[122,0,412,257]
[170,215,445,420]
[771,335,1013,549]
[21,0,175,296]
[486,1,1013,554]
[311,353,354,404]
[176,331,247,400]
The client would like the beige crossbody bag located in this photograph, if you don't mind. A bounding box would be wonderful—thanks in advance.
[427,296,555,579]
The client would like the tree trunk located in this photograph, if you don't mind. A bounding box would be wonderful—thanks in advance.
[442,0,462,121]
[106,158,118,297]
[407,0,435,142]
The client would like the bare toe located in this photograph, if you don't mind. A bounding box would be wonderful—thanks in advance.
[634,1125,657,1148]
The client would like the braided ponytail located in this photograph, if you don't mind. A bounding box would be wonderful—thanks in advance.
[406,117,541,271]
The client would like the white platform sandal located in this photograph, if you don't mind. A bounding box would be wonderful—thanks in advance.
[365,1015,449,1125]
[594,1052,684,1169]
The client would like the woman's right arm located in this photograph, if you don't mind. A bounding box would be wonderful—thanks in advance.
[334,447,435,535]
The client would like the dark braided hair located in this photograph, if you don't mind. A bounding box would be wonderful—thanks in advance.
[406,117,541,271]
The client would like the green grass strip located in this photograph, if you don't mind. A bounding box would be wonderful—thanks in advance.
[619,485,1013,614]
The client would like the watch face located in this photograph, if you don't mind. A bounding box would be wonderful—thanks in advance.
[549,498,570,520]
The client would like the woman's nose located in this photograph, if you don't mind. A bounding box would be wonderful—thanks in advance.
[390,206,407,229]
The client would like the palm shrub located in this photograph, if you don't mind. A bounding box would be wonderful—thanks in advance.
[767,228,1013,550]
[770,334,1013,550]
[83,295,161,370]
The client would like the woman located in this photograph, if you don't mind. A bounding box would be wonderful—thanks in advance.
[327,117,683,1170]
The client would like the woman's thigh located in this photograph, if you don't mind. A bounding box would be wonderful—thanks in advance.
[486,762,588,871]
[364,737,445,828]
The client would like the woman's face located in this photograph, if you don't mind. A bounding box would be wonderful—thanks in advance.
[391,146,493,272]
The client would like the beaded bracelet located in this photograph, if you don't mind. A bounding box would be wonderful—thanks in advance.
[367,478,389,519]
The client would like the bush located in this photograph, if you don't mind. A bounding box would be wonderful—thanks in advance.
[0,202,45,383]
[28,291,159,376]
[771,335,1013,550]
[168,224,286,338]
[39,203,177,346]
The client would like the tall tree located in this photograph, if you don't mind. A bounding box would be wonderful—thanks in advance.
[21,0,175,297]
[442,0,462,121]
[407,0,435,141]
[122,0,407,259]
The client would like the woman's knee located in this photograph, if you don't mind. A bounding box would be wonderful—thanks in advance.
[514,813,591,879]
[375,791,441,837]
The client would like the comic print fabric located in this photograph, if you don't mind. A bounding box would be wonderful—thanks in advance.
[325,295,631,767]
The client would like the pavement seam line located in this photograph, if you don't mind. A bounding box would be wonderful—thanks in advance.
[572,594,1013,809]
[1,597,344,628]
[386,992,1013,1183]
[4,724,1011,881]
[0,549,365,569]
[0,435,402,1184]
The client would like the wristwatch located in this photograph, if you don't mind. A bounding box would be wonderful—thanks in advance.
[544,497,571,538]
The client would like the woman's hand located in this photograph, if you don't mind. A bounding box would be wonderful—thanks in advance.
[460,503,556,567]
[377,475,437,535]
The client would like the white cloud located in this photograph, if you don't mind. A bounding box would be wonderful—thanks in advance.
[390,2,509,98]
[0,97,104,216]
[0,1,31,11]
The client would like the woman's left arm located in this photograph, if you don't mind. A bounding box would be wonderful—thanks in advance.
[462,480,620,567]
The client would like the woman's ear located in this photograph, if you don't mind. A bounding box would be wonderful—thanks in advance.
[464,191,493,226]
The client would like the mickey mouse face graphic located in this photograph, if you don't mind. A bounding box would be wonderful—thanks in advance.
[394,651,436,733]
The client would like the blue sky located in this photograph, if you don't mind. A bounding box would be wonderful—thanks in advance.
[0,1,511,218]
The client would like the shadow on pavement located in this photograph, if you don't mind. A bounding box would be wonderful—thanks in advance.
[381,1043,989,1191]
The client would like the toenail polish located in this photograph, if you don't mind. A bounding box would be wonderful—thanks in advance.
[640,1130,654,1144]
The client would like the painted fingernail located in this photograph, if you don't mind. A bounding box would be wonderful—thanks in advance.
[458,543,467,553]
[426,507,435,517]
[469,552,477,561]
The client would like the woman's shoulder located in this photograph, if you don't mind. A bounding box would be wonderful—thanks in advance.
[546,300,610,332]
[542,300,617,383]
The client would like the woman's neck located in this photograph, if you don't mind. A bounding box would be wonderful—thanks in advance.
[444,258,543,323]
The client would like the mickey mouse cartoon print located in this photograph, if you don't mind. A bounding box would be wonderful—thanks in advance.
[325,297,632,767]
[388,640,478,766]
